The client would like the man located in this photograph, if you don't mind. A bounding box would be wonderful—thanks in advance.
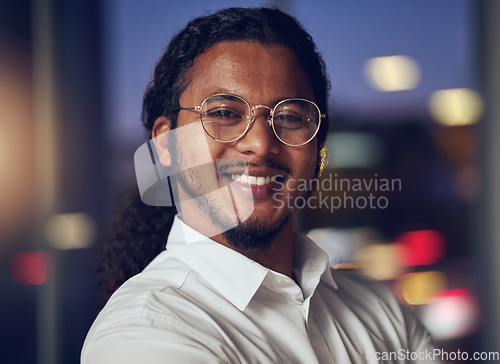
[83,7,438,363]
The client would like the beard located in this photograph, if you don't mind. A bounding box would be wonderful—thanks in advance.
[172,164,292,253]
[222,209,292,254]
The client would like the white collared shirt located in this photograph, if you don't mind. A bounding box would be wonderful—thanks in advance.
[82,216,439,363]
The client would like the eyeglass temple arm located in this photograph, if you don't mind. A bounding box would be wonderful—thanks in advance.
[179,106,202,111]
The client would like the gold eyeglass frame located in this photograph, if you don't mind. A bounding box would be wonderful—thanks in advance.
[179,93,326,147]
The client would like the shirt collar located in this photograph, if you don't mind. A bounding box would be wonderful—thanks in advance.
[293,232,338,298]
[166,215,337,311]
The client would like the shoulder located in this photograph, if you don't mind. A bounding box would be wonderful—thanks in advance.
[328,268,415,322]
[325,268,405,325]
[85,253,192,333]
[87,249,226,333]
[82,253,233,363]
[330,268,400,304]
[324,268,436,352]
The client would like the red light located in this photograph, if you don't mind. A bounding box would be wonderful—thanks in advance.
[395,230,446,267]
[10,251,50,285]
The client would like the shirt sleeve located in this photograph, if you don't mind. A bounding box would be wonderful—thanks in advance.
[81,318,232,364]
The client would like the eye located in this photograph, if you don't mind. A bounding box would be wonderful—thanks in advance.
[274,111,306,130]
[207,108,238,118]
[203,107,244,126]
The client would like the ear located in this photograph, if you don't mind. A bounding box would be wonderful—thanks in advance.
[151,116,172,167]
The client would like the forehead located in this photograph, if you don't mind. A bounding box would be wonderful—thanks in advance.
[181,40,314,104]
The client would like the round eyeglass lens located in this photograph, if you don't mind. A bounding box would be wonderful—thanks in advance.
[272,99,320,146]
[201,94,250,142]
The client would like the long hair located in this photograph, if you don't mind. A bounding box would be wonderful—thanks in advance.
[99,7,331,300]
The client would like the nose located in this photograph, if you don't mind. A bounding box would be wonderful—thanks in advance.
[235,107,280,157]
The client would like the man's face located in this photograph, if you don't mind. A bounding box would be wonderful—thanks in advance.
[155,40,318,250]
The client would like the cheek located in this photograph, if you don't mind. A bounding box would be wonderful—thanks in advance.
[172,122,214,168]
[293,145,318,175]
[206,141,228,160]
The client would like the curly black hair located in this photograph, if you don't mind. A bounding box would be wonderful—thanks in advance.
[99,7,331,301]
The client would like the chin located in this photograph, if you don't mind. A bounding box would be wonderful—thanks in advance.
[222,210,292,254]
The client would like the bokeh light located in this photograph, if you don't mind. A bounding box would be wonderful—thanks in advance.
[428,88,484,126]
[397,271,447,305]
[364,55,421,92]
[326,132,384,169]
[308,227,378,267]
[0,52,35,247]
[395,230,446,267]
[10,251,51,285]
[356,243,402,280]
[421,288,480,340]
[44,213,97,250]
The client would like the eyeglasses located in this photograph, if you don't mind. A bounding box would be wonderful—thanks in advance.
[179,93,325,146]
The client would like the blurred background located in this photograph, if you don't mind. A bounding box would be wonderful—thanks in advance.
[1,0,499,363]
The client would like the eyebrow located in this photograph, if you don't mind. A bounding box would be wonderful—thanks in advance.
[208,94,240,102]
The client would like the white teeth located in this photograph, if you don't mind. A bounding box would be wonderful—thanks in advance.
[230,174,279,186]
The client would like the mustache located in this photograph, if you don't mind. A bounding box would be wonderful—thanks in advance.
[217,160,292,176]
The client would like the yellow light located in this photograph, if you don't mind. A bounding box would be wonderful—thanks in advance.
[428,88,484,126]
[364,55,421,92]
[44,213,97,250]
[355,243,402,280]
[399,271,447,305]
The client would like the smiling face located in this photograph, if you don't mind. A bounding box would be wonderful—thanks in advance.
[153,40,318,252]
